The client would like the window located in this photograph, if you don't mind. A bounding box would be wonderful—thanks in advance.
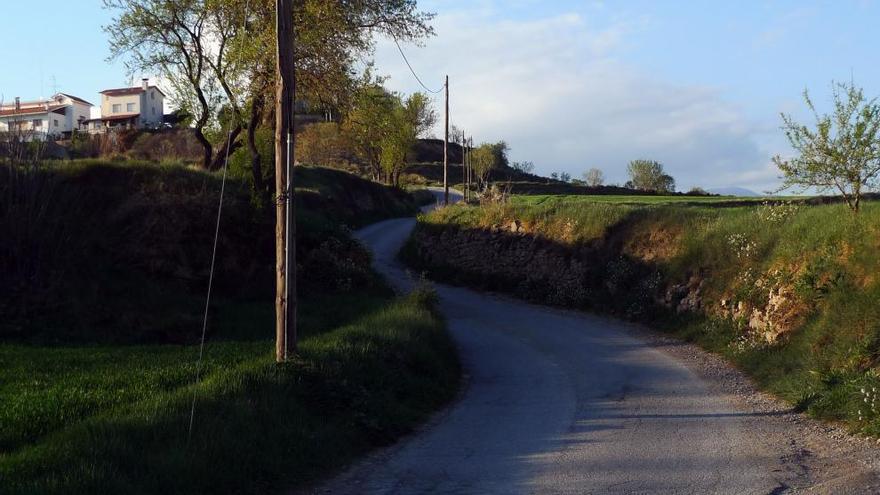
[53,119,59,127]
[152,107,156,115]
[33,119,42,128]
[151,92,155,100]
[127,103,135,112]
[112,104,121,113]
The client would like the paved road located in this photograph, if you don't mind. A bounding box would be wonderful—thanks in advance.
[319,192,793,494]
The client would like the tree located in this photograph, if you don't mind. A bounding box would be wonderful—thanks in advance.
[511,161,535,174]
[344,86,434,186]
[344,84,396,181]
[583,168,604,187]
[658,174,675,193]
[379,92,435,186]
[559,171,571,183]
[295,122,351,167]
[774,81,880,212]
[105,0,435,180]
[471,143,497,188]
[627,159,675,193]
[104,0,217,169]
[490,141,510,169]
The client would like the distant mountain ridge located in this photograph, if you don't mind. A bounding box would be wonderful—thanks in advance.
[708,186,761,197]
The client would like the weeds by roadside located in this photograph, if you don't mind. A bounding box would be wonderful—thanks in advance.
[407,198,880,437]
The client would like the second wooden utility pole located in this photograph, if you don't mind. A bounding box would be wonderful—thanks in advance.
[461,130,466,201]
[443,75,449,206]
[275,0,296,362]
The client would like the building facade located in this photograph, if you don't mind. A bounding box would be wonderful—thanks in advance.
[86,79,165,133]
[0,93,93,139]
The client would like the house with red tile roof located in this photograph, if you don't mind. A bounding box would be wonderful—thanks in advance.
[0,93,93,139]
[85,78,165,133]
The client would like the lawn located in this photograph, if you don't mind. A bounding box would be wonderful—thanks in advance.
[0,289,460,494]
[0,160,460,493]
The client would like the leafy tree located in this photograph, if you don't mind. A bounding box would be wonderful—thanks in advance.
[659,174,676,193]
[559,171,571,182]
[583,168,604,187]
[774,81,880,212]
[550,172,559,181]
[343,85,396,181]
[104,0,218,169]
[449,124,464,145]
[490,141,510,169]
[627,159,675,193]
[511,161,535,174]
[104,0,435,180]
[344,86,434,185]
[379,92,436,186]
[471,144,498,188]
[295,122,352,168]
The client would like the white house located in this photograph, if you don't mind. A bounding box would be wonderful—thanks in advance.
[86,79,165,133]
[0,93,93,139]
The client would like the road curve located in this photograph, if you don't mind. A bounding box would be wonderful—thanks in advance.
[317,194,795,494]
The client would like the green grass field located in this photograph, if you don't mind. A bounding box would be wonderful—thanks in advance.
[0,161,460,493]
[511,194,772,206]
[0,289,459,494]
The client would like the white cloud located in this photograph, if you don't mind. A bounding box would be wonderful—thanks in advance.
[373,5,779,191]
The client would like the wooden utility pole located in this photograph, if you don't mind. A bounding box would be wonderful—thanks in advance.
[461,130,467,201]
[443,75,449,205]
[465,138,473,201]
[275,0,296,362]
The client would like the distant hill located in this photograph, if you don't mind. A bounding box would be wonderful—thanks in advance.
[708,186,761,197]
[412,139,463,163]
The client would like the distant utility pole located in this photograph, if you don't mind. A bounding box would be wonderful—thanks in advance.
[468,136,473,200]
[443,75,449,205]
[275,0,296,362]
[461,130,466,201]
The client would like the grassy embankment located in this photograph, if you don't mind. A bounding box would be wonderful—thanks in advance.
[407,194,880,435]
[0,161,459,494]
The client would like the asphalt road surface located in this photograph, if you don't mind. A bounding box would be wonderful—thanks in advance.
[312,191,877,494]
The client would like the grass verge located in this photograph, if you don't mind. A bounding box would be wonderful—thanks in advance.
[407,199,880,436]
[0,288,459,494]
[0,160,460,493]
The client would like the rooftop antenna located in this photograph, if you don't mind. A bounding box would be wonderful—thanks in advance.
[50,75,59,96]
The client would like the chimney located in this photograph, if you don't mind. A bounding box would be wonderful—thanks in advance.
[14,97,20,111]
[142,78,149,90]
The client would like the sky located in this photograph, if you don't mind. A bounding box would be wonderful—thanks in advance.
[2,1,880,192]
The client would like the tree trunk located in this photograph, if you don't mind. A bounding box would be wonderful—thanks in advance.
[210,125,243,171]
[192,77,213,170]
[194,128,213,170]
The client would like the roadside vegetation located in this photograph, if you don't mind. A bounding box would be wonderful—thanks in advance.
[407,197,880,435]
[0,160,460,493]
[406,84,880,441]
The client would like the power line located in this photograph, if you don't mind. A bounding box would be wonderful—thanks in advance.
[187,0,250,444]
[187,130,231,444]
[392,37,445,94]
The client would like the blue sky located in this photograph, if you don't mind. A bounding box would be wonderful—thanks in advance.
[2,1,879,191]
[1,2,135,106]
